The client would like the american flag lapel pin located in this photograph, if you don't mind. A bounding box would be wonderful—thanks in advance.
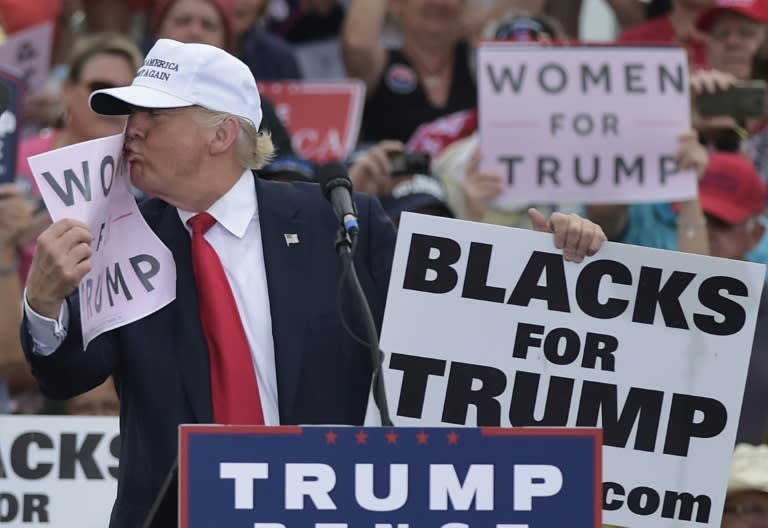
[284,233,300,246]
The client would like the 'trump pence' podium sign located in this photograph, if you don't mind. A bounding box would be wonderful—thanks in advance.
[179,425,602,527]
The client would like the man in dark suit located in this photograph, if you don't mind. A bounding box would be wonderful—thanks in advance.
[21,39,606,527]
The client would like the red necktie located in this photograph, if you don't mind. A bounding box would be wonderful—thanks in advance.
[188,212,265,425]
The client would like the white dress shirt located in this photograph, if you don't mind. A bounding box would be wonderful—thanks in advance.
[25,170,280,425]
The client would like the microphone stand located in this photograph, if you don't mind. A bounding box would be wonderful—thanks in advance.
[335,227,393,427]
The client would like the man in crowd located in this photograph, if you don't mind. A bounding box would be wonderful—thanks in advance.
[723,443,768,527]
[590,151,768,443]
[20,38,606,527]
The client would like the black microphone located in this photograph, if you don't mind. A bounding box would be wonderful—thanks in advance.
[317,161,359,234]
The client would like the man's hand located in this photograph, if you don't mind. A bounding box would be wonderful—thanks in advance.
[348,140,403,196]
[0,183,35,249]
[676,131,709,181]
[528,208,607,263]
[26,219,93,319]
[690,69,737,95]
[689,69,741,133]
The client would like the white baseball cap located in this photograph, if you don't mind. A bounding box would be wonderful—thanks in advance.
[728,443,768,495]
[89,38,262,129]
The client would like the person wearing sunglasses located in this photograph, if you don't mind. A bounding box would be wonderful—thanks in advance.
[0,32,144,416]
[17,32,144,190]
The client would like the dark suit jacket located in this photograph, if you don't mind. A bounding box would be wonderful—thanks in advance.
[22,175,397,528]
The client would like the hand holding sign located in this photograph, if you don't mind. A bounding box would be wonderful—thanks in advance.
[689,69,748,151]
[27,134,176,346]
[381,213,766,528]
[26,218,92,319]
[676,131,709,181]
[528,207,607,263]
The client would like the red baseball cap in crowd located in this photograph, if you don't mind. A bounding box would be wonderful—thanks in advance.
[699,152,766,224]
[697,0,768,32]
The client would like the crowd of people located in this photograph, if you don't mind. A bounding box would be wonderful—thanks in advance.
[1,0,768,526]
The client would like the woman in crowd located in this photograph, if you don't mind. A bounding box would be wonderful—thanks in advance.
[342,0,476,143]
[0,32,144,414]
[231,0,302,80]
[149,0,295,155]
[694,1,768,184]
[423,12,567,228]
[18,33,143,182]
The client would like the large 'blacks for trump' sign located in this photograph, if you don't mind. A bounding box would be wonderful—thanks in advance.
[379,213,765,528]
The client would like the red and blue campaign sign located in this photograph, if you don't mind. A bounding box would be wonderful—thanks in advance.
[179,426,602,527]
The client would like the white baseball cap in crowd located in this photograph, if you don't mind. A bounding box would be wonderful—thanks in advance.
[728,443,768,495]
[89,38,262,129]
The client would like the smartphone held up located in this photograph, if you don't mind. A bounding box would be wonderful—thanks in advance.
[696,80,767,121]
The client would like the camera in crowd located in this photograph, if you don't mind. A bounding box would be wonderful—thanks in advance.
[388,151,431,177]
[697,80,767,121]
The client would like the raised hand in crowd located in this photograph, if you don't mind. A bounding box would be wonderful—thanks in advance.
[690,68,738,95]
[343,0,475,143]
[689,68,742,135]
[462,149,504,222]
[674,130,710,255]
[669,8,711,49]
[677,130,710,180]
[586,131,710,255]
[25,219,93,320]
[348,140,404,197]
[341,0,389,91]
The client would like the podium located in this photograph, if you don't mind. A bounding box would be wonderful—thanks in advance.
[169,425,601,527]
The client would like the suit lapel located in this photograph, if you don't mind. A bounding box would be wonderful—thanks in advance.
[256,176,313,422]
[155,205,213,423]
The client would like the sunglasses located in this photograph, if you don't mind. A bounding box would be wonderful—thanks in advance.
[494,16,556,42]
[83,80,117,93]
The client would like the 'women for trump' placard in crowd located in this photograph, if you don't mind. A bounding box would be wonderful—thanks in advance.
[478,44,695,207]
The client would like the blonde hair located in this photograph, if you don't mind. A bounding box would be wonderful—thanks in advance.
[67,32,144,83]
[194,108,275,169]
